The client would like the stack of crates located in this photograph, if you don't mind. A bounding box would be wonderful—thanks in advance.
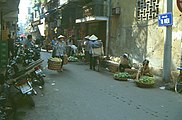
[0,40,9,68]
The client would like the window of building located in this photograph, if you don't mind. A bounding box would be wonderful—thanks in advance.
[136,0,159,21]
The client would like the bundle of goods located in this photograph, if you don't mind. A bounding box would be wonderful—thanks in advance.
[48,57,62,70]
[113,72,131,81]
[63,54,68,65]
[92,46,104,56]
[107,61,119,73]
[135,76,155,88]
[109,56,120,63]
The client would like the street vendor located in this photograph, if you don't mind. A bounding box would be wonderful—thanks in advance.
[66,36,78,56]
[118,53,132,72]
[118,53,138,78]
[52,35,66,72]
[136,59,153,80]
[88,34,100,70]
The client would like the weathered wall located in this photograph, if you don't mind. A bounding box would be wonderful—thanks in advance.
[110,0,182,76]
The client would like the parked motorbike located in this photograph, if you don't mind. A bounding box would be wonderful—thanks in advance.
[14,42,24,57]
[31,65,45,86]
[4,42,44,108]
[5,59,36,107]
[24,48,34,65]
[12,76,36,107]
[0,83,16,120]
[32,44,41,61]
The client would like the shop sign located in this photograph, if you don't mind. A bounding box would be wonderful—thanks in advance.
[31,20,42,26]
[177,0,182,12]
[158,12,173,27]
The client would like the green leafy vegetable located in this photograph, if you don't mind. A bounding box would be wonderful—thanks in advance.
[138,76,155,84]
[113,72,131,78]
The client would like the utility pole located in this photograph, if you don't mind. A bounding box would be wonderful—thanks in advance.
[0,12,2,40]
[162,0,173,82]
[105,0,111,56]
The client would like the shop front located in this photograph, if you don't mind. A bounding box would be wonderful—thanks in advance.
[76,16,108,54]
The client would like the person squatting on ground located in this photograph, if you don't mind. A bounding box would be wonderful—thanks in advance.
[118,53,139,78]
[66,36,78,56]
[136,59,153,80]
[118,53,132,72]
[52,35,66,72]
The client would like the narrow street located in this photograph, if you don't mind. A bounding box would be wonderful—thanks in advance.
[15,52,182,120]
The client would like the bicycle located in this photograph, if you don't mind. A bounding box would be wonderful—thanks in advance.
[175,67,182,93]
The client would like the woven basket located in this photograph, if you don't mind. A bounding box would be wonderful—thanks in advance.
[135,81,155,88]
[48,59,61,70]
[113,76,128,81]
[108,64,118,73]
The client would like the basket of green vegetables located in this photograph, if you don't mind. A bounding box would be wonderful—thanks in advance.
[135,76,155,88]
[68,56,78,62]
[113,72,131,81]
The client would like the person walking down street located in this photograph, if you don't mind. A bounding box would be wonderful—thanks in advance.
[7,34,15,58]
[24,34,34,49]
[88,35,99,71]
[52,35,66,72]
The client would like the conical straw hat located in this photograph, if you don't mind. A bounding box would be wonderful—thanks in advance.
[89,34,98,40]
[58,35,65,38]
[85,35,90,39]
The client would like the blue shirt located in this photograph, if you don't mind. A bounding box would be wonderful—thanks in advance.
[53,41,66,57]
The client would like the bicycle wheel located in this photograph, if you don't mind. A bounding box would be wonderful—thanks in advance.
[175,80,182,93]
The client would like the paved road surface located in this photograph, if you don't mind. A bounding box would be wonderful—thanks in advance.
[15,52,182,120]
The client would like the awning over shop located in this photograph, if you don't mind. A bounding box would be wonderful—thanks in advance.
[0,0,20,14]
[38,24,45,36]
[3,10,18,21]
[31,20,42,27]
[76,16,108,23]
[38,18,45,36]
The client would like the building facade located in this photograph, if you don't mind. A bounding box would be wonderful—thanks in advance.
[26,0,182,75]
[110,0,182,75]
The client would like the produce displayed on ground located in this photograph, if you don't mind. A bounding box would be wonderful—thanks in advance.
[68,56,78,62]
[113,72,131,81]
[109,56,120,63]
[137,76,155,84]
[135,76,155,88]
